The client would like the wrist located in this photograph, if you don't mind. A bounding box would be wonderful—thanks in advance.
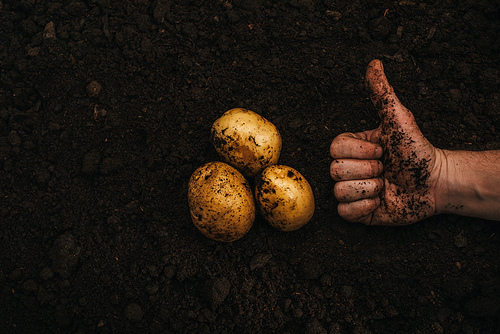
[434,149,500,220]
[433,149,460,215]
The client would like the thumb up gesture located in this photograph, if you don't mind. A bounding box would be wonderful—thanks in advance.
[329,60,440,225]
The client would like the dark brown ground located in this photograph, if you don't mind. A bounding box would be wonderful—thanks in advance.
[1,0,499,333]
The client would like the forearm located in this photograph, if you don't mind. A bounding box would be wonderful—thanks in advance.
[434,149,500,221]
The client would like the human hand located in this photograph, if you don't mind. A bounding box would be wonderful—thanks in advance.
[329,60,444,225]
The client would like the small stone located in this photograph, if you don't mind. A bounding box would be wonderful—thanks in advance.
[202,277,230,308]
[289,0,314,10]
[43,21,56,39]
[48,122,61,131]
[432,322,444,333]
[250,253,272,270]
[146,284,159,295]
[110,294,120,305]
[40,267,54,280]
[305,318,327,334]
[437,307,452,323]
[369,16,391,40]
[37,286,54,304]
[282,298,292,310]
[86,80,102,97]
[107,215,122,231]
[64,1,87,16]
[385,305,400,317]
[22,279,38,293]
[473,245,486,256]
[340,285,353,298]
[299,259,323,280]
[288,118,304,129]
[182,22,198,40]
[163,265,177,279]
[352,324,372,334]
[50,233,81,279]
[397,26,404,38]
[319,274,332,287]
[449,88,461,102]
[147,265,160,278]
[93,105,107,121]
[326,10,342,21]
[27,47,40,56]
[292,308,303,318]
[59,279,71,288]
[153,0,171,23]
[7,131,21,146]
[124,303,143,322]
[81,150,101,174]
[454,233,467,248]
[34,167,50,185]
[9,268,24,281]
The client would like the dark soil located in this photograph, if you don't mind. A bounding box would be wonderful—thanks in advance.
[1,0,499,333]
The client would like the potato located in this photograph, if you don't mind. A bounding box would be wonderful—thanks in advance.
[255,165,315,231]
[211,108,282,178]
[188,161,255,242]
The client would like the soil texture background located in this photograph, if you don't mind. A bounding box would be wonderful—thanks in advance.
[1,0,499,333]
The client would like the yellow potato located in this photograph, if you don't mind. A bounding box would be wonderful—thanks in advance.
[210,108,282,178]
[188,161,255,242]
[255,165,315,231]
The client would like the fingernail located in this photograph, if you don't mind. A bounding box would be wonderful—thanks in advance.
[377,160,384,175]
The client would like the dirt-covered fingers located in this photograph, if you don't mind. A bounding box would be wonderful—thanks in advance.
[337,197,381,224]
[330,132,382,159]
[365,60,418,128]
[334,178,384,203]
[330,159,383,181]
[365,59,394,107]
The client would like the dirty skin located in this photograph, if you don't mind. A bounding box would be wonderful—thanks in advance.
[375,96,434,225]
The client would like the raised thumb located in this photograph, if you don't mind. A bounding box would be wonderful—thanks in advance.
[365,60,397,113]
[365,59,417,127]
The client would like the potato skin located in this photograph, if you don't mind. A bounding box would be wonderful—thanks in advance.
[255,165,315,231]
[210,108,282,178]
[188,161,255,242]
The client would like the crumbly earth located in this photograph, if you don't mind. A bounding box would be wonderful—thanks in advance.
[1,1,499,333]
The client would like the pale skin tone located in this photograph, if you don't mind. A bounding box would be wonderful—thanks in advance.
[330,59,500,225]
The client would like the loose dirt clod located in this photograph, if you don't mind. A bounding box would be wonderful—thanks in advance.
[87,80,102,97]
